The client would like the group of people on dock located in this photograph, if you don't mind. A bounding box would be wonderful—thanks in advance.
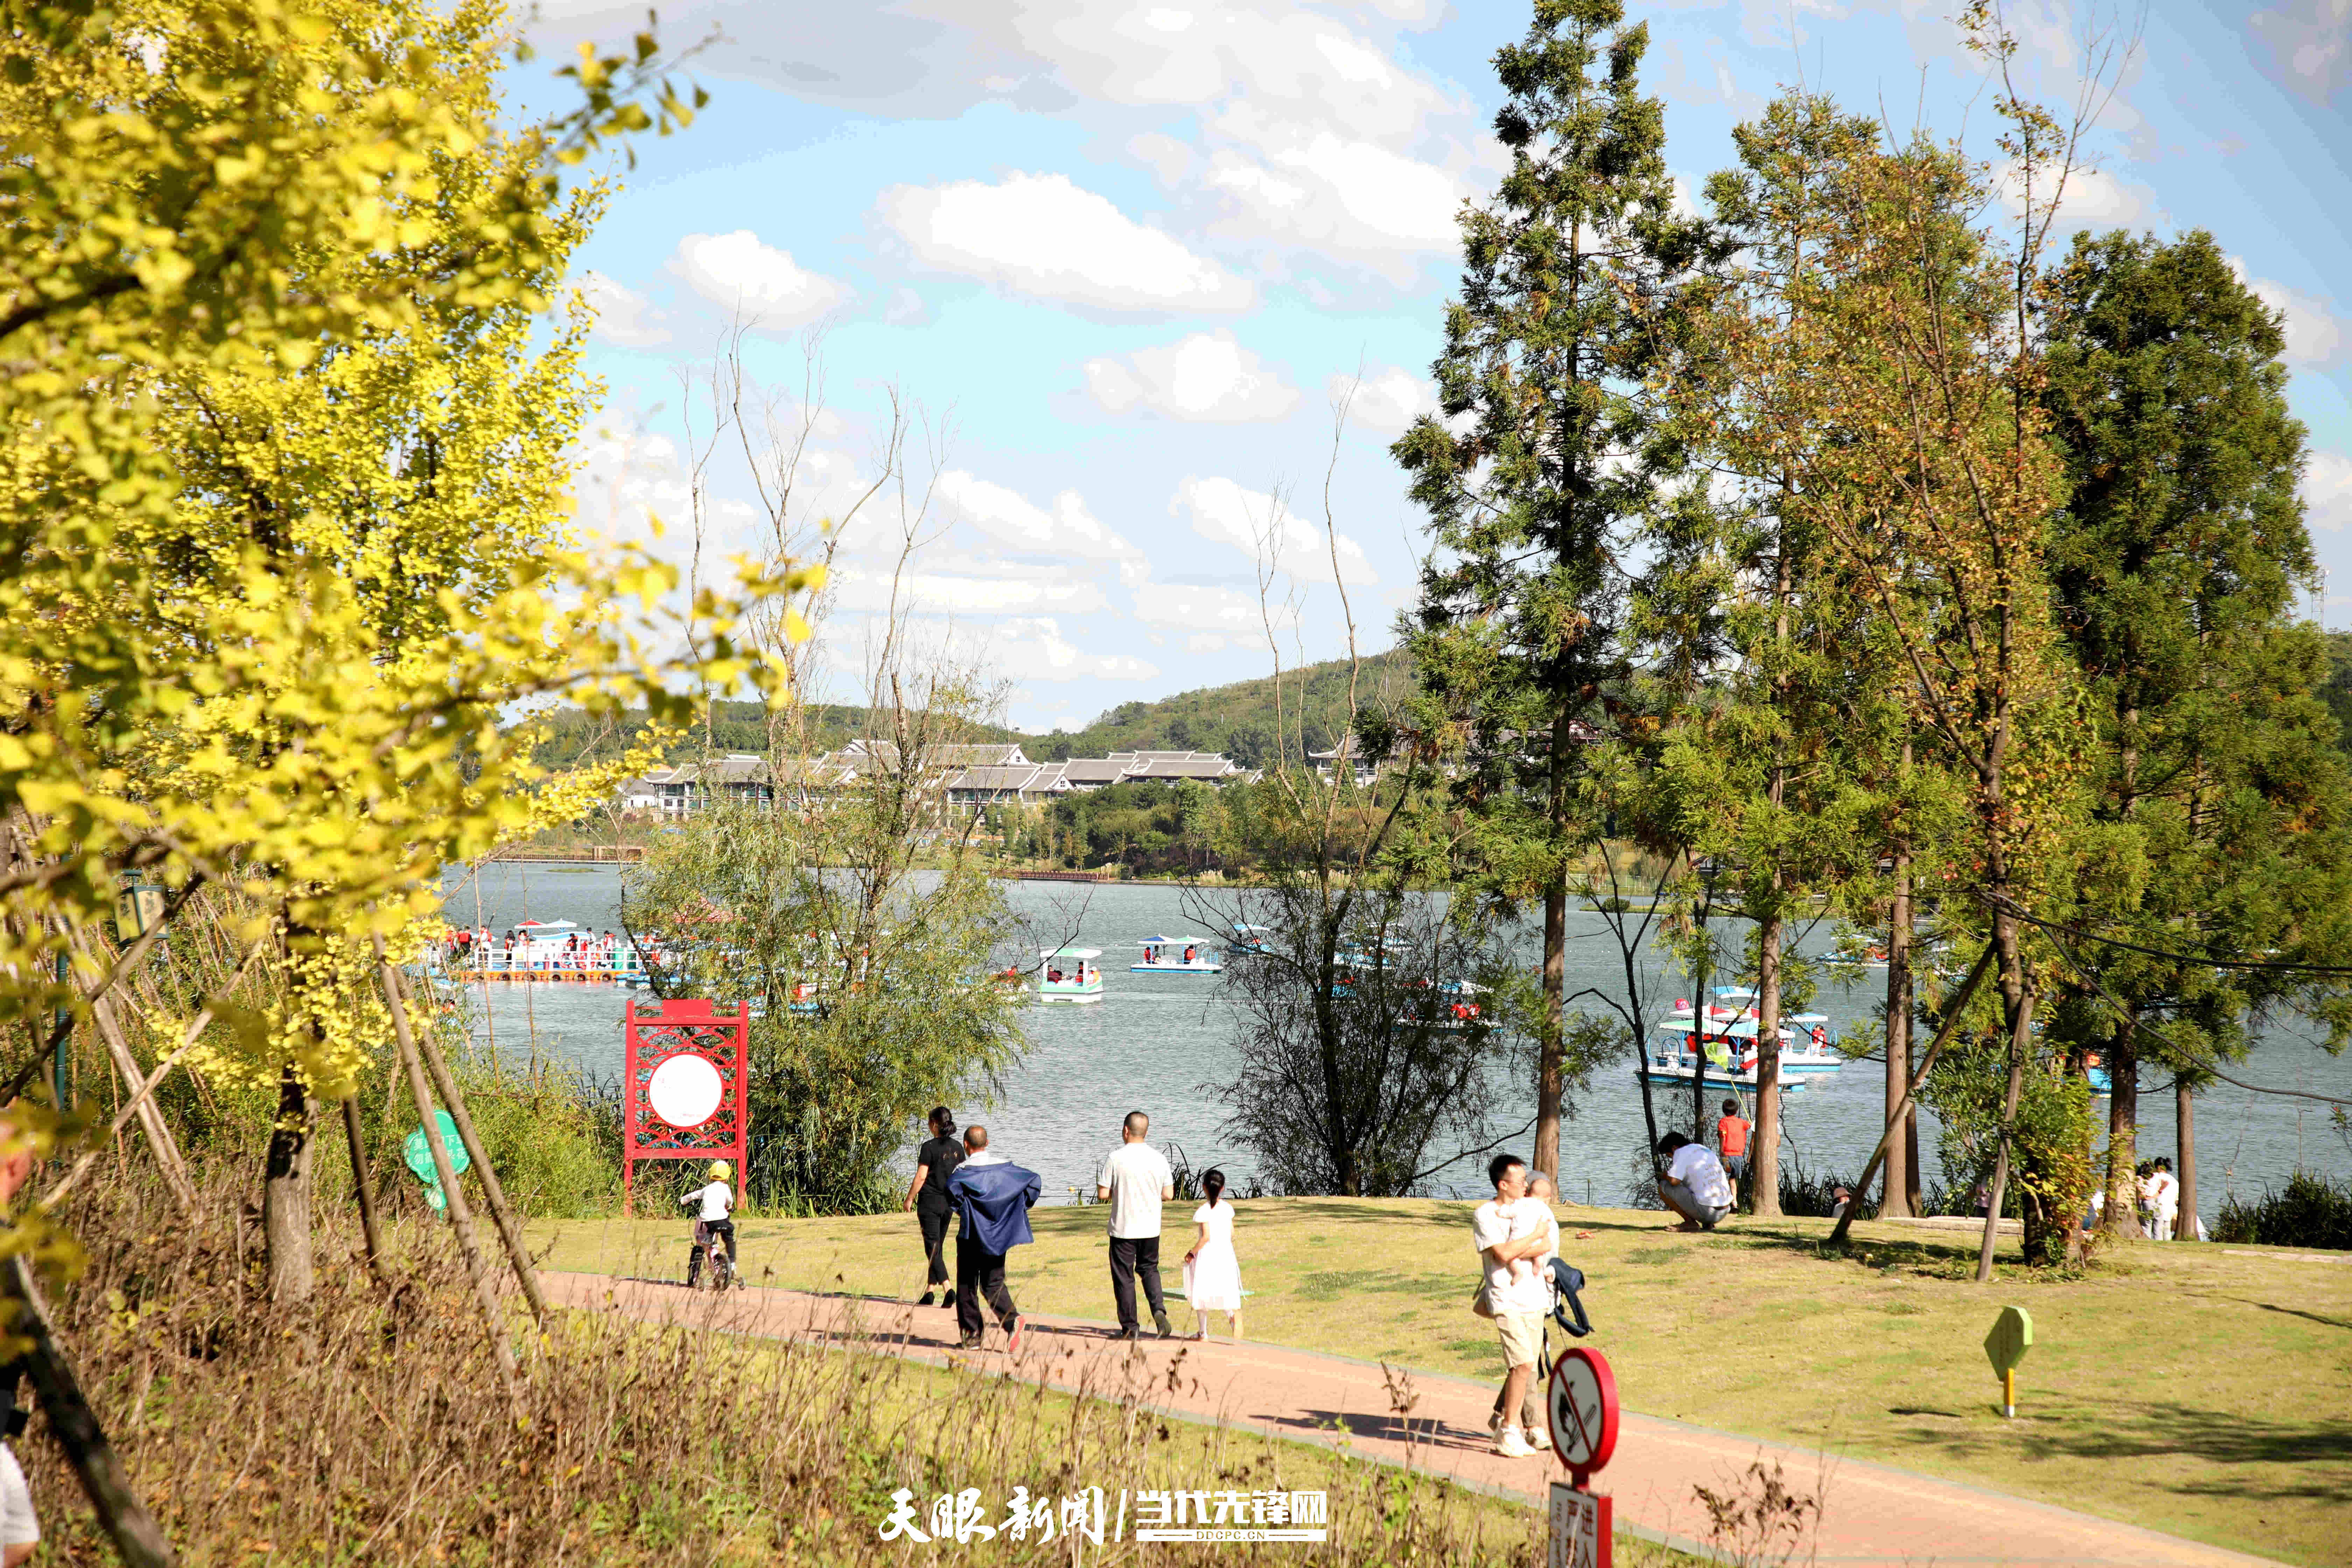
[443,926,635,970]
[900,1108,1245,1352]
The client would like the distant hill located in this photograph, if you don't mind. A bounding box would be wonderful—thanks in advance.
[1023,648,1415,768]
[517,649,1413,773]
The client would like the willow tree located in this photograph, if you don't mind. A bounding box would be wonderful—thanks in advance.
[2039,229,2352,1238]
[1,0,784,1316]
[1396,0,1705,1180]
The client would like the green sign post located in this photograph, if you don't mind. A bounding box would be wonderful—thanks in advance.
[1984,1305,2033,1418]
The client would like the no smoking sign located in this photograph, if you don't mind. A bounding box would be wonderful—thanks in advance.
[1546,1347,1618,1568]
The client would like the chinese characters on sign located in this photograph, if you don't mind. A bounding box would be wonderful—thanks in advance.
[879,1486,1331,1545]
[1547,1482,1612,1568]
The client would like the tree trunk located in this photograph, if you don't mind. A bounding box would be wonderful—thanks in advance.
[2176,1079,2198,1241]
[1975,910,2035,1282]
[2100,1010,2143,1239]
[1882,841,1914,1217]
[1750,910,1784,1218]
[1688,917,1712,1145]
[1535,883,1566,1179]
[261,1063,315,1302]
[1534,721,1570,1181]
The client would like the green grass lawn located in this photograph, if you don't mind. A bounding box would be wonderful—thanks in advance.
[528,1199,2352,1567]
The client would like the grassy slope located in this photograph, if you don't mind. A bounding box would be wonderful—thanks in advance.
[1030,649,1413,764]
[531,1199,2352,1567]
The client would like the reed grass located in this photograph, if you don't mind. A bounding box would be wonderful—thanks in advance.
[28,1165,1704,1566]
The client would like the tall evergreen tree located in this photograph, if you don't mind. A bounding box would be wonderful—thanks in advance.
[1666,94,1889,1214]
[1396,0,1703,1178]
[2040,230,2352,1238]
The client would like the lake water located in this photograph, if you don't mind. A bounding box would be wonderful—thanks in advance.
[440,861,2351,1225]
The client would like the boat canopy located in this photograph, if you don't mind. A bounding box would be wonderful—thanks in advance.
[1136,935,1210,946]
[1041,946,1103,960]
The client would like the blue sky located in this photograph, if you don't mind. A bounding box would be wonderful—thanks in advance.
[525,0,2352,736]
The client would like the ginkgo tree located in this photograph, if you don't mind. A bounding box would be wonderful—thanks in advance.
[1,0,806,1348]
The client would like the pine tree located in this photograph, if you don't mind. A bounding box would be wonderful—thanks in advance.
[1396,0,1703,1179]
[2040,230,2352,1239]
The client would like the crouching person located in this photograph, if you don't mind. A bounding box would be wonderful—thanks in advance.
[1657,1133,1734,1232]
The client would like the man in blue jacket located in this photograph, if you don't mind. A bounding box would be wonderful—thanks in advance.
[942,1124,1041,1352]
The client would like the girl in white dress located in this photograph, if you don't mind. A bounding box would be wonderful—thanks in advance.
[1182,1168,1245,1340]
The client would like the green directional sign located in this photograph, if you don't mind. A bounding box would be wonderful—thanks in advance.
[403,1110,468,1181]
[1984,1305,2033,1375]
[403,1110,467,1220]
[1985,1305,2032,1418]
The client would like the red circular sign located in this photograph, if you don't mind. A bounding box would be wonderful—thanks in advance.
[1547,1346,1619,1481]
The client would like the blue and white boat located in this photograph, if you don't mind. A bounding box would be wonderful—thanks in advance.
[1132,935,1222,974]
[1228,923,1273,955]
[1639,987,1845,1094]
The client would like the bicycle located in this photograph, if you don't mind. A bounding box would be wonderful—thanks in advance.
[690,1218,737,1291]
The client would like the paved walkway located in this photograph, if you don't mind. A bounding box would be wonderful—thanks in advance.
[540,1271,2282,1568]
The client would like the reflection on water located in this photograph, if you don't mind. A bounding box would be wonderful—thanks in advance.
[441,861,2350,1220]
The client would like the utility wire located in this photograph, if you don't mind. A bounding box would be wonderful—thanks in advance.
[1987,893,2352,979]
[2004,902,2352,1111]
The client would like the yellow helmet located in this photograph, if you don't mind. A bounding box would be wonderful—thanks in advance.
[708,1161,731,1181]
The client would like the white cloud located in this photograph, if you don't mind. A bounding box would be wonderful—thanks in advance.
[2306,450,2352,533]
[876,172,1253,316]
[2252,280,2348,371]
[833,567,1109,616]
[669,231,848,328]
[569,416,761,581]
[1197,104,1470,281]
[1172,475,1377,585]
[988,617,1159,683]
[1995,162,2155,228]
[1132,581,1295,636]
[2250,0,2352,106]
[1085,332,1300,422]
[1333,364,1436,437]
[576,271,669,348]
[936,469,1147,566]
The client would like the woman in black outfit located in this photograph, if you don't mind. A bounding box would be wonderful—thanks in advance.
[902,1106,965,1307]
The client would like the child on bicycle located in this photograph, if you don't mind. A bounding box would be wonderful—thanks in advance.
[683,1161,737,1287]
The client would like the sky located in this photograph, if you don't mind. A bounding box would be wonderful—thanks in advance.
[522,0,2352,736]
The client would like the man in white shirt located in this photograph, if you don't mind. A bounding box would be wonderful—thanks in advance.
[1489,1172,1563,1442]
[1472,1154,1554,1457]
[1657,1133,1734,1232]
[1097,1110,1176,1340]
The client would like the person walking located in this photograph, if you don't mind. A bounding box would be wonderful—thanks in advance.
[1097,1110,1175,1340]
[1716,1098,1751,1199]
[942,1125,1039,1352]
[2150,1157,2180,1242]
[1656,1133,1734,1232]
[1489,1171,1562,1441]
[1181,1167,1245,1340]
[1472,1154,1553,1458]
[902,1106,965,1308]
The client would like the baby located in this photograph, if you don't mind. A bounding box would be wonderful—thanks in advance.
[1509,1173,1561,1287]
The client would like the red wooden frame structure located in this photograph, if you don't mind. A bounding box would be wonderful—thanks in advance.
[622,998,749,1216]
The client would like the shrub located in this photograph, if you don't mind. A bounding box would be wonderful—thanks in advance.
[2213,1171,2352,1252]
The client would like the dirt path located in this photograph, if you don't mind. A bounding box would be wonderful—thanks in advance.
[541,1270,2285,1567]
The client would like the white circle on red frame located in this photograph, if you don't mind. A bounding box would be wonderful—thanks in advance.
[647,1053,724,1129]
[1547,1346,1619,1477]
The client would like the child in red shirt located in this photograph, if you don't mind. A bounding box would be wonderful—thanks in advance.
[1717,1099,1752,1201]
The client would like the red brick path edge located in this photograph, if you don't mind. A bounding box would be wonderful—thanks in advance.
[538,1271,2283,1568]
